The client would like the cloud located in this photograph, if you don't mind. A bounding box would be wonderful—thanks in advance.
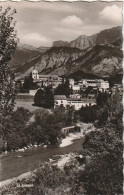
[99,5,122,24]
[61,15,83,27]
[21,33,51,47]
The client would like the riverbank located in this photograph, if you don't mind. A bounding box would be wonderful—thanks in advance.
[0,134,85,182]
[0,123,95,185]
[0,152,76,189]
[0,152,80,195]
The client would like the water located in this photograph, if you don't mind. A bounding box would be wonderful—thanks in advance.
[0,137,84,182]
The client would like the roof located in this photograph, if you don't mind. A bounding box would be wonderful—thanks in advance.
[54,95,67,100]
[62,126,75,130]
[38,74,60,78]
[67,98,96,103]
[32,69,38,73]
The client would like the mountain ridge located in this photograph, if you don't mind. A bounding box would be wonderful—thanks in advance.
[9,26,122,81]
[52,26,122,50]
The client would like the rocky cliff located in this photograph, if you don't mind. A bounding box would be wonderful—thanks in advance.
[53,26,122,50]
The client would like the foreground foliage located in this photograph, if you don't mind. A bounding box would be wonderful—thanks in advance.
[0,7,18,152]
[1,106,75,152]
[1,91,122,195]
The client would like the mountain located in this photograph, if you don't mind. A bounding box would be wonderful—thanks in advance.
[9,26,122,81]
[9,43,50,72]
[17,43,40,51]
[52,41,69,47]
[95,26,122,45]
[69,34,97,50]
[38,46,51,53]
[17,47,85,77]
[9,43,41,72]
[53,26,122,50]
[67,45,123,77]
[109,71,123,86]
[66,70,100,81]
[16,43,122,79]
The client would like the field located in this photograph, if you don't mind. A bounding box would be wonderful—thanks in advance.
[15,99,43,112]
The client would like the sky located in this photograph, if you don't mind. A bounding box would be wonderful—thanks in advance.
[0,1,123,47]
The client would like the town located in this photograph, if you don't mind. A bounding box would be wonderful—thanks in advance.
[16,68,122,111]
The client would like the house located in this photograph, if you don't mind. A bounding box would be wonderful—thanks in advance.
[54,95,96,110]
[67,98,96,110]
[78,79,109,92]
[72,85,80,94]
[61,125,80,136]
[54,95,67,108]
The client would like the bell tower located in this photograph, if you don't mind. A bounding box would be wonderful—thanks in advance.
[32,68,38,80]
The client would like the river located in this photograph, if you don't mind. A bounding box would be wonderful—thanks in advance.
[0,137,84,182]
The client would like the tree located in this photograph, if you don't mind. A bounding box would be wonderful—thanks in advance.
[34,88,45,107]
[0,7,18,152]
[0,7,18,116]
[79,105,98,123]
[78,91,123,195]
[96,91,110,106]
[44,87,54,108]
[54,78,72,97]
[3,107,32,151]
[34,87,54,108]
[23,73,34,90]
[84,86,93,95]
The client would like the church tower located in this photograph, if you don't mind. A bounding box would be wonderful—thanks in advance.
[32,69,39,80]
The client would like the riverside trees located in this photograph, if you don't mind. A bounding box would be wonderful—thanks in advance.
[76,90,123,195]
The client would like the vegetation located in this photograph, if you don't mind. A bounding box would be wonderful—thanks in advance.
[78,91,123,195]
[0,7,18,152]
[2,107,32,152]
[1,105,75,152]
[0,90,122,195]
[78,92,110,125]
[27,107,75,145]
[54,78,72,97]
[0,7,18,116]
[34,87,54,108]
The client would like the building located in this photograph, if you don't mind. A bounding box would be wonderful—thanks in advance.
[99,80,109,92]
[69,78,75,87]
[32,69,62,87]
[77,79,109,92]
[54,95,96,111]
[72,85,80,94]
[61,125,80,136]
[32,69,39,80]
[54,95,67,108]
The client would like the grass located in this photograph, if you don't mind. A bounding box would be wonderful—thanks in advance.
[15,99,43,112]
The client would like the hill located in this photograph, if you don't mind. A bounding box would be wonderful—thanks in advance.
[66,70,100,81]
